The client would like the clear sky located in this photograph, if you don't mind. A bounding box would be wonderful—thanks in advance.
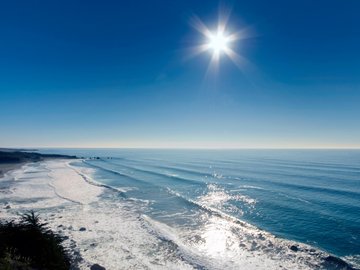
[0,0,359,148]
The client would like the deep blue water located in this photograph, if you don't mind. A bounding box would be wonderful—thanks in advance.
[38,149,360,263]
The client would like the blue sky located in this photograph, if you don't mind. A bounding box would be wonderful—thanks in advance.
[0,0,359,148]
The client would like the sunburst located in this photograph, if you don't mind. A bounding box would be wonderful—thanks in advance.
[189,10,252,72]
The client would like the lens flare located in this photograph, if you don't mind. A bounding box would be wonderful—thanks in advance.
[188,10,255,74]
[207,31,229,55]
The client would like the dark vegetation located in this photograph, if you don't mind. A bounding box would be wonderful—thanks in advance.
[0,211,71,270]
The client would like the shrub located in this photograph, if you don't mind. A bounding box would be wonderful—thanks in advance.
[0,211,70,270]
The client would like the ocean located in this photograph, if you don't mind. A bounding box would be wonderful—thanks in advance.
[5,149,360,269]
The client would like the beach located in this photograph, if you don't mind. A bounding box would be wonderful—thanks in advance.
[1,160,197,269]
[0,149,76,178]
[1,150,359,270]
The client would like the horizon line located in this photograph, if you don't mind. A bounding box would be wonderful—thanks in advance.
[2,146,360,150]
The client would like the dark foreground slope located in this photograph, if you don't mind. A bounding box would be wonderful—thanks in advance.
[0,211,71,270]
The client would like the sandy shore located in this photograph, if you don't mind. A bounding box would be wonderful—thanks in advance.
[0,160,107,269]
[2,159,358,270]
[0,160,193,269]
[0,149,76,178]
[0,160,103,211]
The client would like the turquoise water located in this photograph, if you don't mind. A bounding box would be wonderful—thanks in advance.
[39,149,360,268]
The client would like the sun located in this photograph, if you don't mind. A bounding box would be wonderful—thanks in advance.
[189,11,253,72]
[207,31,229,55]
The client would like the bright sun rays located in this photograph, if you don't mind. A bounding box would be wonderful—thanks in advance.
[207,31,229,55]
[189,8,253,73]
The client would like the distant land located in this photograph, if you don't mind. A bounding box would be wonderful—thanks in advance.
[0,149,77,178]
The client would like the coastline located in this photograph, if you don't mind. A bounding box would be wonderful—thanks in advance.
[0,159,189,269]
[0,159,107,269]
[1,157,358,270]
[0,149,77,178]
[0,162,26,179]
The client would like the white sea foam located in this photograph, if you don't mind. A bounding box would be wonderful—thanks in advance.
[1,159,358,270]
[0,162,67,211]
[0,160,194,269]
[143,213,325,270]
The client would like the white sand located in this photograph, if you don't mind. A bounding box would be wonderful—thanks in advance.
[0,160,103,215]
[47,160,104,205]
[0,160,193,269]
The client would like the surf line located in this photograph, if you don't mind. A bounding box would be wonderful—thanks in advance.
[45,161,84,205]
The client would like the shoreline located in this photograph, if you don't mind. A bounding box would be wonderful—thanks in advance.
[0,149,77,178]
[1,158,359,270]
[0,159,107,269]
